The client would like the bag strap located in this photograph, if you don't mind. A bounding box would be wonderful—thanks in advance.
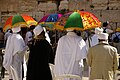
[115,33,120,37]
[88,36,92,48]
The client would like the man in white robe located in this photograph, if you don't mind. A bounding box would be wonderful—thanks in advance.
[54,30,87,79]
[3,26,28,80]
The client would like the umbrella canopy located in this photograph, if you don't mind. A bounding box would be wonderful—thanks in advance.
[64,12,84,30]
[38,13,62,30]
[54,10,101,30]
[3,14,38,32]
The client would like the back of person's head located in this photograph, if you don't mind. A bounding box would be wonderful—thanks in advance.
[7,29,12,33]
[73,30,81,36]
[0,28,3,32]
[29,25,36,31]
[12,27,21,33]
[103,21,109,27]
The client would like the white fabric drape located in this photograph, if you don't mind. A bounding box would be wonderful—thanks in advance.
[54,32,87,79]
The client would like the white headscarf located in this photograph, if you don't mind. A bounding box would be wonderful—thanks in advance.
[12,27,21,33]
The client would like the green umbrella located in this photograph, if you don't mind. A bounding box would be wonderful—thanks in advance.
[12,15,25,25]
[64,12,84,30]
[12,15,27,27]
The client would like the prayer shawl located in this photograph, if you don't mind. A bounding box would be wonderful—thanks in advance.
[3,33,27,80]
[86,34,99,49]
[54,32,87,78]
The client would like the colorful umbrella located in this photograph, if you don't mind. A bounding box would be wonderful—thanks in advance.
[3,14,38,32]
[38,13,62,30]
[54,10,101,30]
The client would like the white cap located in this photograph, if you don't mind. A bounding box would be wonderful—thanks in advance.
[12,27,21,33]
[98,33,108,40]
[33,25,43,37]
[95,27,103,34]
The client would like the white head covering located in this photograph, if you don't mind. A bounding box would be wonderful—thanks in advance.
[33,25,43,37]
[12,27,21,33]
[98,33,108,40]
[95,27,103,34]
[66,29,74,32]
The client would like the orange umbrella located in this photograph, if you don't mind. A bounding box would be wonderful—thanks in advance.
[54,10,101,30]
[3,14,38,32]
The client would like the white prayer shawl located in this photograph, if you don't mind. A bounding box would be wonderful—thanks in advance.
[3,33,27,80]
[86,34,99,50]
[54,32,87,78]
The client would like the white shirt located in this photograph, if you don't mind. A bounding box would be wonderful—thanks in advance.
[86,34,99,49]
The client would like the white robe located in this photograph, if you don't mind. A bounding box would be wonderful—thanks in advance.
[54,32,87,79]
[3,33,28,80]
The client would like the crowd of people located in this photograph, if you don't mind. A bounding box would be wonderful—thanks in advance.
[0,20,120,80]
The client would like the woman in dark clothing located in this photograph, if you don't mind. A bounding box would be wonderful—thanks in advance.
[26,25,54,80]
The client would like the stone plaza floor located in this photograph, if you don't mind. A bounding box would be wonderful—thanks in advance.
[2,68,89,80]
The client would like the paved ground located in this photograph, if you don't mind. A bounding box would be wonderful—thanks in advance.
[2,60,90,80]
[2,74,89,80]
[2,67,89,80]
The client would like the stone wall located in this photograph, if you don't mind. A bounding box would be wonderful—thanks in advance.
[0,0,120,29]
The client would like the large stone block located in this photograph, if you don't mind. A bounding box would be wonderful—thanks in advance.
[19,12,33,16]
[59,0,68,10]
[46,2,57,11]
[109,0,120,3]
[37,2,48,11]
[9,0,17,3]
[0,3,8,11]
[109,2,120,10]
[19,0,36,12]
[117,22,120,28]
[92,3,108,10]
[37,2,57,12]
[92,0,108,4]
[68,1,81,11]
[101,10,120,22]
[110,22,117,30]
[34,12,44,22]
[8,4,18,12]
